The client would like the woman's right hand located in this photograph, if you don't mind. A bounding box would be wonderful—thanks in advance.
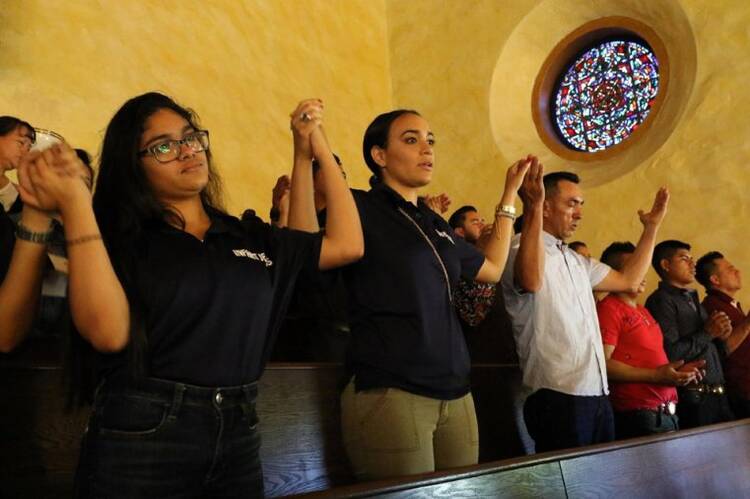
[17,143,91,215]
[290,98,323,161]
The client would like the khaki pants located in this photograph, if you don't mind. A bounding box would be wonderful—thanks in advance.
[341,380,479,480]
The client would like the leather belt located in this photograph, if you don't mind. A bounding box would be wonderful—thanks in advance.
[683,383,725,395]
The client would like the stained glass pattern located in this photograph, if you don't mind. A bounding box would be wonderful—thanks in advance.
[554,40,659,152]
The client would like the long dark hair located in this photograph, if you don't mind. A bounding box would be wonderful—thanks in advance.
[93,92,224,242]
[81,93,226,386]
[362,109,419,180]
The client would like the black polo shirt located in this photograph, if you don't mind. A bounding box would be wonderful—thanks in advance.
[100,211,322,386]
[345,183,485,400]
[0,206,13,281]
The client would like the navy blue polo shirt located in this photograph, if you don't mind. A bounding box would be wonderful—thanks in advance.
[345,183,485,400]
[100,211,322,387]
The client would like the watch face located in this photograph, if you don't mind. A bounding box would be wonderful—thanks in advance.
[31,129,65,152]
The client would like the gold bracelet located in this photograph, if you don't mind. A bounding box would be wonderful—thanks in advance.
[495,203,517,221]
[66,233,102,246]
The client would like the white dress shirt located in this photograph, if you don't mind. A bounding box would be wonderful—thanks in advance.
[502,231,610,396]
[0,182,18,212]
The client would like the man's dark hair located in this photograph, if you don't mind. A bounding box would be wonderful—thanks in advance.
[312,153,341,175]
[652,240,691,279]
[696,251,724,290]
[569,241,587,252]
[601,241,636,272]
[0,116,35,142]
[448,205,477,229]
[543,171,579,198]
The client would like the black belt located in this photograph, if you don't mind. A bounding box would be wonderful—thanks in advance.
[683,383,725,396]
[627,401,677,416]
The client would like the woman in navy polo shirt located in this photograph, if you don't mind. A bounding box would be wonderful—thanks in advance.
[339,109,534,479]
[16,92,362,497]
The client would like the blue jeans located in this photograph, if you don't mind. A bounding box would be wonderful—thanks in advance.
[75,376,263,498]
[524,389,614,453]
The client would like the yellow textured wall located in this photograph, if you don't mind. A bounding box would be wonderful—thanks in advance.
[3,1,749,302]
[386,0,750,304]
[0,0,391,215]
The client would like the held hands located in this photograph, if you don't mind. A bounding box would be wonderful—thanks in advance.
[16,143,91,214]
[518,155,544,208]
[290,99,324,161]
[422,193,452,214]
[706,310,733,340]
[638,187,669,228]
[680,359,707,383]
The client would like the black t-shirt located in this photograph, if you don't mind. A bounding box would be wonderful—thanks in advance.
[345,184,485,400]
[0,206,14,281]
[100,212,322,386]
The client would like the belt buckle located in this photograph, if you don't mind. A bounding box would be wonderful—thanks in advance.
[665,401,677,415]
[710,384,725,396]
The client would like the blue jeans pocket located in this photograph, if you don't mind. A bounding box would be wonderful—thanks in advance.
[97,394,172,439]
[240,401,260,431]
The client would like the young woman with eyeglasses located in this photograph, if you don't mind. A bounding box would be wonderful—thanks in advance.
[16,92,362,497]
[336,109,534,480]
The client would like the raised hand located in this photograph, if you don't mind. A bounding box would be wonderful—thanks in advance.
[272,175,291,210]
[290,99,323,161]
[638,187,669,228]
[504,155,535,195]
[519,155,544,208]
[423,192,451,214]
[17,143,90,213]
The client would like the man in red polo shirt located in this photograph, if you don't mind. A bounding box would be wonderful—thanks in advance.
[696,252,750,417]
[597,242,705,438]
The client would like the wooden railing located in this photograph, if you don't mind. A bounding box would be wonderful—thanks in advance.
[291,419,750,498]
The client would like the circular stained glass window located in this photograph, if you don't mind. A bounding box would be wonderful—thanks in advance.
[553,39,660,153]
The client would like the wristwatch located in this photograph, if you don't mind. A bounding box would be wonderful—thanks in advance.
[16,222,53,244]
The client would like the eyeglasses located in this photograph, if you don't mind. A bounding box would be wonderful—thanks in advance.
[139,130,210,163]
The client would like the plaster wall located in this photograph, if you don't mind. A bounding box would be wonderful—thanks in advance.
[386,0,750,303]
[0,0,391,215]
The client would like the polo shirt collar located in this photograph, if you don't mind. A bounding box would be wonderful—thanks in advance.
[371,181,426,213]
[152,208,243,238]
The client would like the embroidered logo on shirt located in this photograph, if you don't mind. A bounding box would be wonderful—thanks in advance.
[232,249,273,267]
[435,230,455,245]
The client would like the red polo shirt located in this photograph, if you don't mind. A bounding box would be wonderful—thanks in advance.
[703,289,750,399]
[597,295,678,411]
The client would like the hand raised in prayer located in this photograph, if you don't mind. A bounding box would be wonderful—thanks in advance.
[518,155,544,208]
[638,187,669,228]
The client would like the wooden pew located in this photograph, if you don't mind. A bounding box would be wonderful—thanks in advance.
[292,419,750,498]
[0,342,525,497]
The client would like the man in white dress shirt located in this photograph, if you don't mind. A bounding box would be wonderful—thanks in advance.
[0,116,35,214]
[501,162,669,452]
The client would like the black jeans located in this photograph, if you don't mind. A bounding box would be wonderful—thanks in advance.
[677,389,735,429]
[614,409,678,439]
[75,376,263,498]
[524,389,614,453]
